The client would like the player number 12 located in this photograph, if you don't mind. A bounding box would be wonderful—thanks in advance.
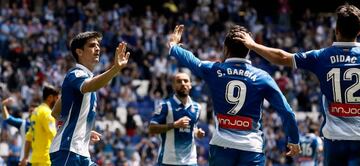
[327,68,360,103]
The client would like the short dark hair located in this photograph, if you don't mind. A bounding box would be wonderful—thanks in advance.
[336,4,360,39]
[42,84,59,101]
[70,31,102,62]
[224,25,251,58]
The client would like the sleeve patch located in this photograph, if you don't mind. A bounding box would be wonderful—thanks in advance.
[74,70,87,78]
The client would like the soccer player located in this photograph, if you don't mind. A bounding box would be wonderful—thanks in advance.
[19,84,59,166]
[237,4,360,165]
[1,97,34,165]
[149,72,205,165]
[168,25,301,165]
[298,126,323,166]
[49,31,130,166]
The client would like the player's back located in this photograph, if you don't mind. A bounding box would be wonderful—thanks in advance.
[295,43,360,140]
[298,133,322,166]
[200,58,295,153]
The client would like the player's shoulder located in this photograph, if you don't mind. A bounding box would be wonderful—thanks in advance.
[199,60,216,68]
[66,67,88,79]
[298,47,330,58]
[247,65,273,81]
[153,101,169,115]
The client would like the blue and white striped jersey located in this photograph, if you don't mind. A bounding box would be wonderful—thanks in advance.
[150,95,201,165]
[5,116,30,160]
[50,64,97,157]
[170,45,299,153]
[293,42,360,140]
[298,133,323,166]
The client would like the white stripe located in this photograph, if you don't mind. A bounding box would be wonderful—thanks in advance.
[321,95,360,140]
[210,114,264,153]
[292,54,297,69]
[19,120,26,160]
[50,103,73,153]
[70,93,91,157]
[332,42,360,47]
[162,101,176,164]
[64,151,71,166]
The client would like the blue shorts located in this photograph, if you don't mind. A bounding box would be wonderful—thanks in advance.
[50,150,97,166]
[324,138,360,166]
[209,145,265,166]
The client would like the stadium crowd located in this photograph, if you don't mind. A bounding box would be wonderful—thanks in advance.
[1,0,352,165]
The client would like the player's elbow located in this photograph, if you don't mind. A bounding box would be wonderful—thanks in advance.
[274,50,293,67]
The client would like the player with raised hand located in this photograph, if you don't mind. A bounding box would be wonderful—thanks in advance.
[49,31,130,166]
[168,24,301,165]
[237,4,360,165]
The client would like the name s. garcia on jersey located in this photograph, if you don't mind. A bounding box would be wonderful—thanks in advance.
[217,68,257,81]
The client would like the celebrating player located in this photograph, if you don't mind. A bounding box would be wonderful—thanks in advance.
[237,4,360,165]
[168,24,301,165]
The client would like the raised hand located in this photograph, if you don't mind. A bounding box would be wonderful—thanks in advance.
[1,97,14,106]
[114,42,130,71]
[168,24,184,47]
[235,31,256,49]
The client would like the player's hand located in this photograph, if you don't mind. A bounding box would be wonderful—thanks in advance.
[286,143,301,157]
[195,128,205,139]
[114,42,130,71]
[90,130,102,143]
[235,31,256,50]
[174,116,191,128]
[18,158,27,166]
[168,24,184,48]
[1,97,14,106]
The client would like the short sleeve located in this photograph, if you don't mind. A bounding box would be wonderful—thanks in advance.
[66,69,90,93]
[293,50,320,72]
[150,103,168,124]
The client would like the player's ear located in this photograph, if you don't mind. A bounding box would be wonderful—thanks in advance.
[76,48,83,58]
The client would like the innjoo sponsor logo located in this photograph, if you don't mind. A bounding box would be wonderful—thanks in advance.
[329,103,360,117]
[217,114,252,130]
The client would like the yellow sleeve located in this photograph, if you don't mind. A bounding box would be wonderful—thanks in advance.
[40,110,57,138]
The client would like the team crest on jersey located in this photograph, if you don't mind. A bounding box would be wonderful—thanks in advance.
[74,70,87,78]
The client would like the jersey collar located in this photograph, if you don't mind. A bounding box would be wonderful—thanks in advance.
[332,42,360,47]
[75,63,94,77]
[225,58,252,64]
[173,95,192,109]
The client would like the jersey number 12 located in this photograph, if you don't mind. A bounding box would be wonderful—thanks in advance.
[327,68,360,103]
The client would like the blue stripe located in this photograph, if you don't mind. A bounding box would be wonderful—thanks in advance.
[60,95,83,150]
[158,102,169,164]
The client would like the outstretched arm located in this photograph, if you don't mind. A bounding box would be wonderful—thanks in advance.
[81,42,130,93]
[2,98,23,129]
[168,25,208,78]
[237,32,294,67]
[264,76,301,156]
[1,97,12,119]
